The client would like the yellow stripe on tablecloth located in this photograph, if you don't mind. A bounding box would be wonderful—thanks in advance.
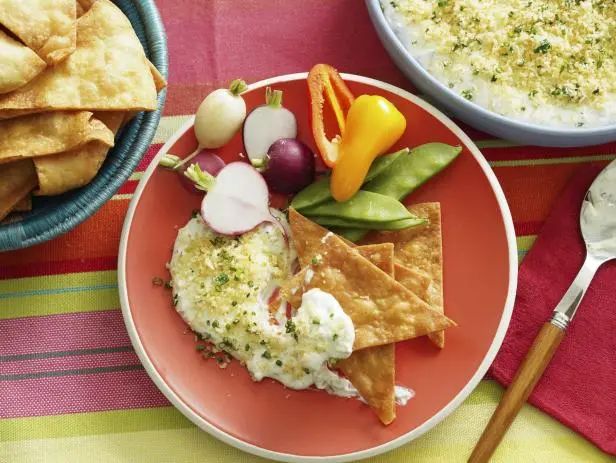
[0,381,610,462]
[0,271,119,319]
[152,115,192,145]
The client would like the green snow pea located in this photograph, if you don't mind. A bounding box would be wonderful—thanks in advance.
[290,148,409,211]
[363,143,461,199]
[301,190,415,223]
[335,143,461,241]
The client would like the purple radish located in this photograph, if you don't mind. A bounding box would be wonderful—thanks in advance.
[197,162,279,235]
[261,139,315,194]
[178,151,225,193]
[243,87,297,165]
[160,151,226,194]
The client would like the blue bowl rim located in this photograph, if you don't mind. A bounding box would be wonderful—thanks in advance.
[365,0,616,140]
[0,0,168,252]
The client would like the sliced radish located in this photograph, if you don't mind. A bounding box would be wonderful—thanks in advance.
[200,162,278,235]
[243,87,297,165]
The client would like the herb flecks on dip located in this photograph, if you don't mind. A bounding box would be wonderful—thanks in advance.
[169,216,358,396]
[383,0,616,128]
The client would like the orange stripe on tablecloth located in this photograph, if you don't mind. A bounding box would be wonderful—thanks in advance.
[0,200,130,269]
[492,160,610,232]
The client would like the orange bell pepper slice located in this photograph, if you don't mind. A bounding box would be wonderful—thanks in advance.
[307,64,355,167]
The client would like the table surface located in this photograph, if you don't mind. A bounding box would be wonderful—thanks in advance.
[1,1,614,462]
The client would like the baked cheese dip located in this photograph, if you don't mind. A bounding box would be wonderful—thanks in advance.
[382,0,616,128]
[169,215,359,397]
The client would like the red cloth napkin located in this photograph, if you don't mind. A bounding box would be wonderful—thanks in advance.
[490,164,616,455]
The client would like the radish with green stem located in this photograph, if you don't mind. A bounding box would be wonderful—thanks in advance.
[243,87,297,166]
[167,79,247,171]
[184,162,281,236]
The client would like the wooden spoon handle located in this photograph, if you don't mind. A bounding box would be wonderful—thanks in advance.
[468,322,565,463]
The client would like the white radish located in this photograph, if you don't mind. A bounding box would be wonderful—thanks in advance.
[196,162,279,236]
[194,79,247,149]
[171,80,247,172]
[243,87,297,166]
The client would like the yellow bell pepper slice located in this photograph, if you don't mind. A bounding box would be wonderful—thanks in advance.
[330,95,406,202]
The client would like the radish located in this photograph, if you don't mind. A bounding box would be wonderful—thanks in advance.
[159,80,247,174]
[261,139,315,194]
[195,79,248,149]
[184,162,279,236]
[159,151,225,194]
[243,87,297,166]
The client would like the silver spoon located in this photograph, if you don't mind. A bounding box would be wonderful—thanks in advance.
[469,159,616,463]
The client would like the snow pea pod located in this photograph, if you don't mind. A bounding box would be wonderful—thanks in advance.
[312,215,425,230]
[363,143,461,199]
[335,143,461,241]
[301,190,414,223]
[290,148,409,211]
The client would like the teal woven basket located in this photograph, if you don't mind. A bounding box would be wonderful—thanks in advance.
[0,0,168,251]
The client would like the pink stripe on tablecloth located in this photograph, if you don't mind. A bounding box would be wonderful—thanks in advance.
[159,0,411,115]
[0,369,168,418]
[0,310,129,356]
[1,350,138,376]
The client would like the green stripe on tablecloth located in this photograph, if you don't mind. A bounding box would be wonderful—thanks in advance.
[490,154,616,168]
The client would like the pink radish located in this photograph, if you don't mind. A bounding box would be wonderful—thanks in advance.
[197,162,280,235]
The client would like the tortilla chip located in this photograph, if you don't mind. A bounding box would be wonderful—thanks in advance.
[285,210,455,350]
[337,343,395,424]
[0,0,157,116]
[13,195,32,212]
[0,111,114,164]
[77,0,98,10]
[0,29,46,94]
[338,244,396,425]
[76,2,86,17]
[291,225,397,424]
[0,0,76,65]
[0,159,37,221]
[394,263,431,303]
[148,60,167,92]
[120,110,140,128]
[33,112,124,196]
[362,203,446,348]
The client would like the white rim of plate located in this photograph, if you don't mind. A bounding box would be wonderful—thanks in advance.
[118,72,518,462]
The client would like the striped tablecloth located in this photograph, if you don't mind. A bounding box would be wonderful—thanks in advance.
[1,1,614,461]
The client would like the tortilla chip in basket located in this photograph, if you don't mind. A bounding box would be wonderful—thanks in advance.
[0,0,76,65]
[12,195,32,212]
[0,29,46,94]
[362,203,446,348]
[0,159,37,221]
[0,0,157,116]
[0,111,114,164]
[33,112,124,196]
[148,60,167,92]
[286,210,455,350]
